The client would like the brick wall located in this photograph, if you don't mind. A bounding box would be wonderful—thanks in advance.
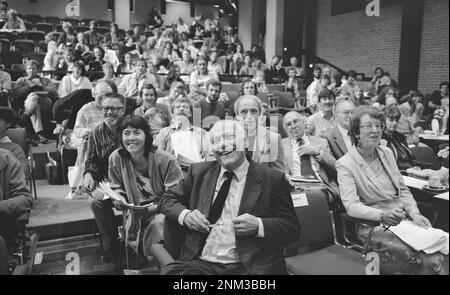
[418,0,449,94]
[315,0,403,83]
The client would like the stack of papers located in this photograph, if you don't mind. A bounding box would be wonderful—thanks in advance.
[389,220,449,255]
[96,181,154,209]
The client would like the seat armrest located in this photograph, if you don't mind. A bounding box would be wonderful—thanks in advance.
[340,212,380,227]
[149,243,175,269]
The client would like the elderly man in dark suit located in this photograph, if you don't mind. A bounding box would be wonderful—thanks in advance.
[324,100,356,159]
[282,111,339,206]
[158,120,299,275]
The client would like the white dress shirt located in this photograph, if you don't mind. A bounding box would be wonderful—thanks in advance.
[290,135,308,177]
[337,124,353,151]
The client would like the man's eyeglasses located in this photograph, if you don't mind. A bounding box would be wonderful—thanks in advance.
[340,110,355,115]
[102,106,123,113]
[360,123,385,131]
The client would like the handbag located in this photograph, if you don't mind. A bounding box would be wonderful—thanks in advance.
[66,165,89,200]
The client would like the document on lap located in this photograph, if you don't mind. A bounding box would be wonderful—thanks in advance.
[389,220,449,255]
[96,181,154,209]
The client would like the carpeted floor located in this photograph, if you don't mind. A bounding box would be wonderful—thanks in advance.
[29,180,93,227]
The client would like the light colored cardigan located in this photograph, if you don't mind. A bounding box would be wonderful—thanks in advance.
[336,145,420,221]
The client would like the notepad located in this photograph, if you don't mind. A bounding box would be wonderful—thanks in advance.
[291,193,308,207]
[389,220,449,255]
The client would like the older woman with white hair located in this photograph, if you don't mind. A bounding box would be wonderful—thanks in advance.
[336,106,448,275]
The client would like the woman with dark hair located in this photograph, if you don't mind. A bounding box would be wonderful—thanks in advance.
[108,115,183,260]
[58,60,93,97]
[336,106,448,275]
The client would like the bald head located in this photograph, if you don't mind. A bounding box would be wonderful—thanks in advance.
[283,111,307,139]
[209,120,247,170]
[92,81,114,101]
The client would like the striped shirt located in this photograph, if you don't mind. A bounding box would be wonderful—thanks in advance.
[84,122,120,182]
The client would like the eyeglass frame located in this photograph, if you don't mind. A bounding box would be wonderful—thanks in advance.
[359,122,385,131]
[101,106,124,113]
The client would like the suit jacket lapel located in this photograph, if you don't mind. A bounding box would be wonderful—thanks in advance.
[349,147,385,194]
[333,126,348,156]
[376,147,401,194]
[238,161,263,215]
[200,162,221,217]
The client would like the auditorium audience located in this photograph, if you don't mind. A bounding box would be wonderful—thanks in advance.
[0,5,447,275]
[336,106,448,275]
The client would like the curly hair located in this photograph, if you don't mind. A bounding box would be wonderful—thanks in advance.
[349,106,385,146]
[119,115,157,157]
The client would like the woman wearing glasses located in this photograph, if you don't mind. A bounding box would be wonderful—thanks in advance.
[336,106,448,275]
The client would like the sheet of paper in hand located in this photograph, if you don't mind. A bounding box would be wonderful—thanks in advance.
[96,181,154,209]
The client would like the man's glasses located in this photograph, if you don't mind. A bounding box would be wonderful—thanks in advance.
[360,123,385,131]
[102,106,123,113]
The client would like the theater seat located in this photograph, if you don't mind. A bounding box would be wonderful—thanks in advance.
[284,190,372,275]
[285,244,366,275]
[35,23,53,35]
[410,144,439,169]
